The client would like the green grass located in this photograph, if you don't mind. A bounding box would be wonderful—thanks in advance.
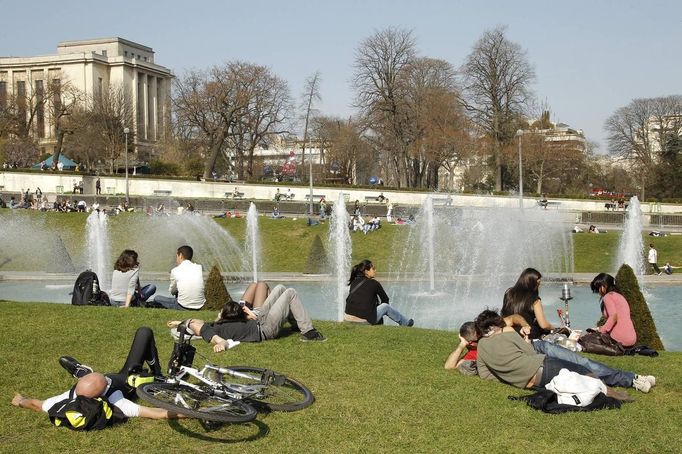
[1,210,682,273]
[1,303,681,453]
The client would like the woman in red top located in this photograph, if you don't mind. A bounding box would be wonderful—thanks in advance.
[590,273,637,347]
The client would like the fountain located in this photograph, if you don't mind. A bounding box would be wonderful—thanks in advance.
[0,211,75,273]
[390,200,574,329]
[328,194,352,321]
[85,210,112,290]
[245,202,261,282]
[423,196,436,292]
[617,196,645,276]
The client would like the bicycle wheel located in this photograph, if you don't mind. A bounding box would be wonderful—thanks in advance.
[215,366,314,412]
[136,382,257,423]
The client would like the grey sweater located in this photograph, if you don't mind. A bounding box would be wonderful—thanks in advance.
[477,331,545,389]
[109,268,139,303]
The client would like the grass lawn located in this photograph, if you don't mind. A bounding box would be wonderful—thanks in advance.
[1,303,681,453]
[2,210,682,274]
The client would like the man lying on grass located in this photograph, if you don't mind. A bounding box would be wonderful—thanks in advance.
[168,284,326,350]
[445,311,656,395]
[11,327,187,427]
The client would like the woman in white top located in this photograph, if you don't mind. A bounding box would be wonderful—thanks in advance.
[110,250,156,308]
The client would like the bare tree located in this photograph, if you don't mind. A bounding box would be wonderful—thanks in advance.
[315,115,373,184]
[300,72,321,172]
[401,57,463,188]
[604,95,682,198]
[174,62,291,180]
[0,75,80,168]
[352,27,417,187]
[460,26,536,191]
[174,64,245,180]
[229,63,292,179]
[68,85,134,172]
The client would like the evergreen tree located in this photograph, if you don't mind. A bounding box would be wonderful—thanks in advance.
[615,264,664,350]
[204,264,232,311]
[303,234,330,274]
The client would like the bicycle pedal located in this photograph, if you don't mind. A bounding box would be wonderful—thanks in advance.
[261,369,286,386]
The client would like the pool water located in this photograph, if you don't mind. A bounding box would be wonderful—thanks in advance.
[2,280,680,351]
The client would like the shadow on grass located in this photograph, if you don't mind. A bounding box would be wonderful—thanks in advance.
[167,418,270,443]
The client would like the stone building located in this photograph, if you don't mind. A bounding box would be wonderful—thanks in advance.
[0,37,173,161]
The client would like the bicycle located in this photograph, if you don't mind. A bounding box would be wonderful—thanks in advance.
[135,324,315,423]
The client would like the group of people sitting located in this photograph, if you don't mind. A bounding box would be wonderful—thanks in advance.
[445,268,656,403]
[350,215,382,234]
[109,245,328,344]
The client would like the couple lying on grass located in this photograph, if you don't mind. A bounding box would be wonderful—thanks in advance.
[168,281,326,347]
[445,309,656,401]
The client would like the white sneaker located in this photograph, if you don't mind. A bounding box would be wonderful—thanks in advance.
[637,374,656,387]
[633,375,651,393]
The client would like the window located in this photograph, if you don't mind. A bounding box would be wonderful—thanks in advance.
[35,80,45,138]
[52,79,61,118]
[0,81,6,108]
[102,50,107,57]
[125,51,128,57]
[16,81,26,129]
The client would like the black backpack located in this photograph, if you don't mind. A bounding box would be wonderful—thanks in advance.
[47,390,128,430]
[72,270,110,306]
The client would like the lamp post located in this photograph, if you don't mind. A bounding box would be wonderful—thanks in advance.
[308,141,314,216]
[123,127,130,203]
[516,129,524,208]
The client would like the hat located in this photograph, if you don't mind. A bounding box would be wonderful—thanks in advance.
[545,369,607,407]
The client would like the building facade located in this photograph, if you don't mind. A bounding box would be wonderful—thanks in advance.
[0,37,173,161]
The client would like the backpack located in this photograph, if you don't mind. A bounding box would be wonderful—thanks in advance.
[72,270,110,306]
[47,390,128,430]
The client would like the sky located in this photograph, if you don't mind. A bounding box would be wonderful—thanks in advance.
[2,0,681,152]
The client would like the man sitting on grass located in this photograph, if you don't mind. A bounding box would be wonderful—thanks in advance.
[445,312,656,393]
[11,327,187,422]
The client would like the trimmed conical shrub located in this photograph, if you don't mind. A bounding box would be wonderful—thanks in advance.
[204,264,232,311]
[303,234,330,274]
[615,264,665,350]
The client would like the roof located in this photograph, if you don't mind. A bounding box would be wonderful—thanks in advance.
[32,155,78,168]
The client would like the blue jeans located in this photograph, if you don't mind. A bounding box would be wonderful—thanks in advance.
[111,284,157,307]
[376,303,410,326]
[154,295,187,310]
[532,339,634,388]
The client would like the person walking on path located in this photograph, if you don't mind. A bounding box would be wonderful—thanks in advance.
[648,243,662,275]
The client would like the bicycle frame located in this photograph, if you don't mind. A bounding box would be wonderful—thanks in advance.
[165,362,270,401]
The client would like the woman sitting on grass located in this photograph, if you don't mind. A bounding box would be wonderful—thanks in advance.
[109,249,156,308]
[344,260,413,326]
[590,273,637,347]
[501,268,553,340]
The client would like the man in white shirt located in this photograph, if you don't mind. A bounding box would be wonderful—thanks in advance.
[154,245,206,310]
[648,243,662,275]
[11,327,185,421]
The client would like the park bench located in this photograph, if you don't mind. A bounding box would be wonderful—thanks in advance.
[225,191,244,199]
[305,194,326,202]
[153,189,172,196]
[433,197,454,205]
[538,200,560,209]
[274,192,295,201]
[365,195,390,203]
